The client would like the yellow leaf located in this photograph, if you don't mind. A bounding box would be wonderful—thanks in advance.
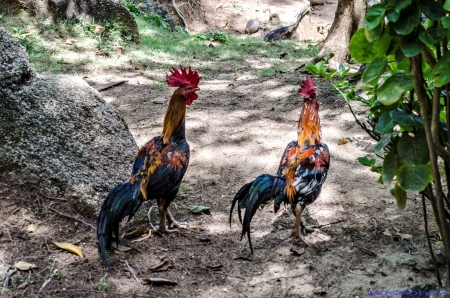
[15,261,37,271]
[53,242,83,258]
[338,139,348,145]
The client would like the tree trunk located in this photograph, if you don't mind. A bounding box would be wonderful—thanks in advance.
[318,0,366,63]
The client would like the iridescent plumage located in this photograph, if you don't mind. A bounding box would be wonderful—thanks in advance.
[230,77,330,253]
[97,66,200,269]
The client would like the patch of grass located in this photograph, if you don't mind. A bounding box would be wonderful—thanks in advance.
[2,8,318,77]
[150,82,166,90]
[92,281,109,291]
[52,271,63,280]
[208,178,218,185]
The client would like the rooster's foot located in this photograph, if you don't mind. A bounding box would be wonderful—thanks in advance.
[287,229,310,246]
[151,226,177,235]
[168,221,187,229]
[166,210,186,229]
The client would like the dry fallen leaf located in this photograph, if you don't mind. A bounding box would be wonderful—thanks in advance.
[338,139,348,145]
[135,65,144,70]
[142,277,177,286]
[149,259,173,272]
[290,247,306,256]
[65,38,77,45]
[111,241,132,252]
[116,48,123,57]
[94,25,105,34]
[52,242,83,257]
[383,228,393,236]
[27,224,37,233]
[15,261,37,271]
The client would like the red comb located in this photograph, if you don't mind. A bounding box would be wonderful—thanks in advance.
[166,66,200,88]
[298,76,316,98]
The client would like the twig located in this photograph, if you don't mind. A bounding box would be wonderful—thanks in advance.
[283,286,293,298]
[48,207,95,230]
[126,261,138,282]
[172,0,190,33]
[91,80,128,92]
[42,288,156,297]
[39,260,55,292]
[316,219,345,228]
[5,228,12,242]
[250,274,306,286]
[357,245,377,257]
[193,266,243,279]
[2,267,17,291]
[422,194,442,286]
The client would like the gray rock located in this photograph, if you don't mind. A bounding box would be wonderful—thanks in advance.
[245,19,259,34]
[138,0,176,31]
[0,26,138,213]
[0,0,140,43]
[0,26,35,89]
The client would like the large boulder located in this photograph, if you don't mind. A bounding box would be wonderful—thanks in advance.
[0,0,140,43]
[0,26,138,213]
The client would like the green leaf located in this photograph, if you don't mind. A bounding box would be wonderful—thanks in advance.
[394,182,407,210]
[418,0,445,20]
[389,109,423,126]
[388,0,412,11]
[401,34,424,57]
[377,73,414,105]
[365,22,384,43]
[397,131,429,165]
[397,164,433,192]
[362,56,388,85]
[392,5,421,35]
[375,111,395,133]
[374,132,393,153]
[364,4,386,30]
[442,16,450,29]
[445,0,450,10]
[382,151,398,185]
[386,7,399,22]
[418,27,446,45]
[349,28,378,63]
[338,63,345,74]
[358,157,376,167]
[433,51,450,87]
[190,206,211,215]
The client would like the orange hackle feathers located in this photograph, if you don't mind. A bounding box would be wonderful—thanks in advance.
[283,77,322,203]
[162,90,186,144]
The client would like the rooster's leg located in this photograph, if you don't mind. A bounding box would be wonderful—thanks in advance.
[152,208,177,234]
[166,210,186,229]
[288,205,310,245]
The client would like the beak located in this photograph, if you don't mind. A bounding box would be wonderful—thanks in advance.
[195,87,200,91]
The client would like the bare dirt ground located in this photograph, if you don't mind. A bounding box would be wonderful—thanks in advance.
[0,0,443,297]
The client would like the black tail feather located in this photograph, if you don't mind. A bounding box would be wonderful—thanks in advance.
[230,181,252,227]
[230,174,286,254]
[96,182,143,270]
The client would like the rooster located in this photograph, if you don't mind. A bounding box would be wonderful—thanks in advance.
[96,66,200,269]
[230,77,330,253]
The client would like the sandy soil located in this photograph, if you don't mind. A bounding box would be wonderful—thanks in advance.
[0,0,442,297]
